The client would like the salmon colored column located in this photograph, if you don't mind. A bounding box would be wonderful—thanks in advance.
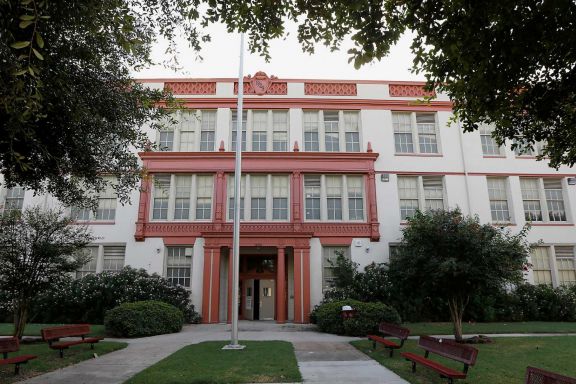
[276,247,286,324]
[227,251,233,324]
[201,246,221,324]
[293,245,311,323]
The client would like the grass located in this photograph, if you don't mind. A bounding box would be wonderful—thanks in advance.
[0,324,106,338]
[125,341,302,384]
[0,341,127,384]
[352,336,576,384]
[404,321,576,336]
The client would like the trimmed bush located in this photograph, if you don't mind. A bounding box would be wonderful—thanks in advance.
[312,299,401,336]
[105,300,184,337]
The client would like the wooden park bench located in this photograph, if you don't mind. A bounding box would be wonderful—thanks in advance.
[367,322,410,357]
[41,324,103,358]
[0,337,37,375]
[526,366,576,384]
[401,336,478,384]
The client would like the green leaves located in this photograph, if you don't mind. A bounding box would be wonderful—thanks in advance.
[10,41,30,49]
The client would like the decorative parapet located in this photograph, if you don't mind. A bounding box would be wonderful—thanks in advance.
[234,71,288,95]
[389,83,436,97]
[164,81,216,95]
[304,82,357,96]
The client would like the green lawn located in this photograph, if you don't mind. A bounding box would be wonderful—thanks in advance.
[0,341,127,384]
[0,324,106,338]
[352,336,576,384]
[404,321,576,336]
[125,341,302,384]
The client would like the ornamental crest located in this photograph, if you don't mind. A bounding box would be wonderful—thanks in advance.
[247,71,277,96]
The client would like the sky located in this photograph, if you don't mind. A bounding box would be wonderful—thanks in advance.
[133,22,423,81]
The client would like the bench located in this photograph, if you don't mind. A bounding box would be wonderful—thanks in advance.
[526,366,576,384]
[401,336,478,384]
[0,337,37,375]
[367,322,410,357]
[41,324,103,358]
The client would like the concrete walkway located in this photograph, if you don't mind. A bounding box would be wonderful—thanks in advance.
[20,322,409,384]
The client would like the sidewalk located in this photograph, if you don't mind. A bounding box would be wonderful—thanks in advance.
[20,322,409,384]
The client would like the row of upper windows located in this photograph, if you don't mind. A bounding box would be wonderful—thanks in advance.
[150,173,366,222]
[398,176,570,224]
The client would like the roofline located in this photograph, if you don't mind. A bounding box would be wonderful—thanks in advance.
[134,78,428,86]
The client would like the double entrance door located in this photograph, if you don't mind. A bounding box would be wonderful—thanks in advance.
[243,279,275,320]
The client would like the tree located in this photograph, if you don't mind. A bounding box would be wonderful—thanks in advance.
[194,1,576,168]
[1,0,200,206]
[0,207,93,338]
[388,209,530,341]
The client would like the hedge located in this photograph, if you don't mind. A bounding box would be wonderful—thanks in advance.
[104,300,184,337]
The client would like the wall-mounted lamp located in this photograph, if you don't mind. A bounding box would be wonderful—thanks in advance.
[380,173,390,182]
[568,177,576,185]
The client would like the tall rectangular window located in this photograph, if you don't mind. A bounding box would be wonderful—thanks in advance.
[392,112,439,154]
[480,125,503,155]
[152,175,171,220]
[3,186,25,215]
[231,110,247,151]
[423,176,444,211]
[304,175,321,220]
[272,176,289,220]
[520,178,543,221]
[159,130,174,151]
[76,247,98,279]
[303,111,319,151]
[174,175,192,220]
[324,111,340,152]
[520,178,566,222]
[250,175,267,220]
[487,177,511,222]
[272,111,289,151]
[555,246,576,286]
[347,176,364,220]
[166,247,192,287]
[179,111,196,151]
[228,175,246,220]
[417,114,438,153]
[393,113,414,153]
[326,176,343,220]
[196,175,213,220]
[322,247,350,291]
[344,112,360,152]
[252,111,268,151]
[95,182,117,221]
[103,246,125,272]
[531,247,552,285]
[398,175,445,220]
[199,110,216,151]
[544,179,566,222]
[398,176,419,220]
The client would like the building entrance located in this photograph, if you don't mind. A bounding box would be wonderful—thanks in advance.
[242,278,275,320]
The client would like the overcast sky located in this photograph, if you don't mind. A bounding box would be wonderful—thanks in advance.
[133,22,423,81]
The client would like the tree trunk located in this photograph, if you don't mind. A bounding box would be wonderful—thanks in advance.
[13,302,29,340]
[448,296,469,342]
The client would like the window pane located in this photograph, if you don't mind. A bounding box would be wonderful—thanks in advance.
[167,247,193,287]
[479,125,502,155]
[196,175,213,219]
[200,110,216,151]
[423,176,444,211]
[303,111,319,151]
[103,246,125,272]
[231,110,247,151]
[520,178,542,221]
[174,175,191,220]
[304,175,321,220]
[531,247,552,285]
[324,111,340,152]
[159,131,174,151]
[326,176,342,220]
[344,112,360,152]
[76,247,98,279]
[322,247,350,291]
[487,178,509,222]
[544,179,566,222]
[153,175,171,219]
[347,176,364,220]
[556,246,576,286]
[398,176,418,219]
[251,176,267,220]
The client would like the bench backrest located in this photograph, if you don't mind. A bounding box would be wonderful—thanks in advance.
[379,322,410,340]
[0,337,19,356]
[418,336,478,366]
[526,366,576,384]
[41,324,91,341]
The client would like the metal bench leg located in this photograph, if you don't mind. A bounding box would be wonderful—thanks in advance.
[372,340,376,350]
[15,363,20,375]
[59,349,64,358]
[447,378,454,384]
[91,343,95,350]
[411,361,417,373]
[389,348,394,358]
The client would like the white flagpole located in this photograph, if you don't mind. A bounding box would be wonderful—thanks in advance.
[223,32,245,350]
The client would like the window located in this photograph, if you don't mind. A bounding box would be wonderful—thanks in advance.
[1,186,25,215]
[322,246,350,291]
[151,174,214,221]
[303,110,361,152]
[397,175,445,220]
[71,178,117,221]
[392,112,439,154]
[520,178,567,222]
[158,110,216,152]
[226,174,290,221]
[304,175,365,221]
[166,247,193,287]
[514,137,546,157]
[75,245,125,277]
[555,246,576,286]
[487,177,511,222]
[480,125,503,155]
[531,247,552,285]
[231,110,289,151]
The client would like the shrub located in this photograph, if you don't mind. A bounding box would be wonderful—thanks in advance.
[312,299,401,336]
[105,300,184,337]
[31,267,201,324]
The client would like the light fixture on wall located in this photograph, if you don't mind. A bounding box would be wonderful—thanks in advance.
[568,178,576,185]
[380,173,390,182]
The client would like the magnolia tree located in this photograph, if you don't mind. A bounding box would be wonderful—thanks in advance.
[388,209,531,341]
[0,207,93,339]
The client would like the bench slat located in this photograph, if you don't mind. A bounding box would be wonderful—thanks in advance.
[526,366,576,384]
[0,337,20,354]
[402,352,466,379]
[0,355,37,365]
[41,324,91,341]
[419,336,478,366]
[378,323,410,340]
[367,335,400,348]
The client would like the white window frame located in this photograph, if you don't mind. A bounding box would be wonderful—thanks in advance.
[322,246,351,291]
[303,175,366,222]
[230,109,290,152]
[151,174,214,221]
[397,175,446,221]
[164,246,193,288]
[0,185,25,215]
[157,110,217,152]
[75,244,126,278]
[486,177,513,223]
[513,137,546,158]
[302,110,362,152]
[227,174,290,222]
[479,124,504,156]
[520,178,568,223]
[530,245,576,287]
[392,112,441,154]
[71,177,118,222]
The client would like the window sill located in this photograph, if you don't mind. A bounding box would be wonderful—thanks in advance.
[530,223,573,227]
[394,153,443,157]
[482,155,507,158]
[71,221,116,225]
[492,222,516,227]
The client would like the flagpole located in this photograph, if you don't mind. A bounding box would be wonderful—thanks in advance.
[223,32,245,350]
